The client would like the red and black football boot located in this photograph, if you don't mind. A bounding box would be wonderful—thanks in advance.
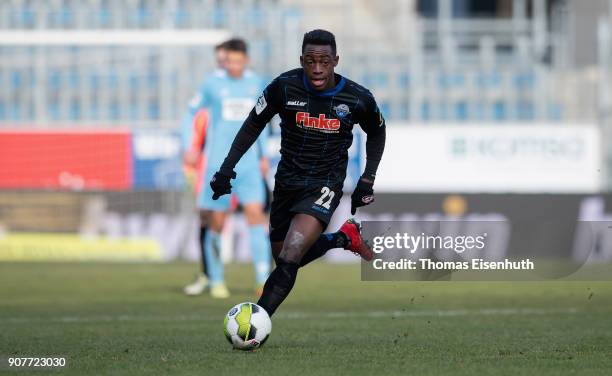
[339,219,373,261]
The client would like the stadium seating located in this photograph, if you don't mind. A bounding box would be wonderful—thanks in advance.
[0,0,570,123]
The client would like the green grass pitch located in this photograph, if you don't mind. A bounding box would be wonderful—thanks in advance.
[1,262,611,375]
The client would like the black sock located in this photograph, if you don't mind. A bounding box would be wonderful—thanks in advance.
[299,232,349,267]
[257,259,299,317]
[199,226,208,277]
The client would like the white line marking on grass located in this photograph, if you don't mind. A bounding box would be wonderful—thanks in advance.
[0,308,578,325]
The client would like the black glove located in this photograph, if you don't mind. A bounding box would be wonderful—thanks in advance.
[351,178,375,215]
[210,170,236,200]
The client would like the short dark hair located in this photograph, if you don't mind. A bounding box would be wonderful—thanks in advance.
[302,29,336,55]
[223,38,248,54]
[214,41,226,51]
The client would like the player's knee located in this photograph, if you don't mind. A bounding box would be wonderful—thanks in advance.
[243,204,265,225]
[209,212,226,232]
[279,231,306,264]
[199,210,210,226]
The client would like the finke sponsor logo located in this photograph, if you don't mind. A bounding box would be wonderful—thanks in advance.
[295,112,341,132]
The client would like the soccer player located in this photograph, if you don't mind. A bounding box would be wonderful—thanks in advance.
[192,38,272,299]
[210,29,386,316]
[182,42,228,296]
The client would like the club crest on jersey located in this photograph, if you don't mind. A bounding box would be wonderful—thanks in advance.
[296,112,341,132]
[333,104,351,118]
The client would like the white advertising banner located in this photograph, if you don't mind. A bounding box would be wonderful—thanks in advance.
[374,124,602,193]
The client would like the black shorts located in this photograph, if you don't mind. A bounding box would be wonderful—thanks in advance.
[269,183,343,242]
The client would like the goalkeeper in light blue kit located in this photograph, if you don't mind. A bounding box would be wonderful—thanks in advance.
[187,38,271,298]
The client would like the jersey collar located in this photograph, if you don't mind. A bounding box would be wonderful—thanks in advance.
[302,71,346,97]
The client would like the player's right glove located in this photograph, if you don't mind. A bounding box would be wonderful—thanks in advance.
[210,170,236,200]
[350,178,375,215]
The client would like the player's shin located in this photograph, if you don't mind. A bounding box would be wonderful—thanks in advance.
[256,258,299,316]
[299,232,349,267]
[204,230,224,284]
[249,224,272,285]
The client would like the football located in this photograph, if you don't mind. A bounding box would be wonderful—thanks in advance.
[223,302,272,350]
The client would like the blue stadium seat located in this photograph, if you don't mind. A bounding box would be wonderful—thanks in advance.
[147,72,159,88]
[437,102,448,120]
[473,103,486,120]
[98,2,111,27]
[174,1,188,27]
[48,70,61,90]
[438,72,465,89]
[476,71,502,89]
[109,101,120,120]
[28,68,36,88]
[108,71,119,89]
[11,70,22,90]
[15,5,35,28]
[549,103,562,120]
[69,100,80,120]
[212,8,226,27]
[398,103,409,120]
[376,73,389,88]
[170,71,178,86]
[9,103,22,120]
[48,102,61,121]
[249,8,265,27]
[133,5,150,27]
[68,69,79,89]
[514,72,535,90]
[455,102,468,121]
[58,3,73,27]
[90,73,101,90]
[0,100,5,120]
[516,101,535,121]
[398,73,410,89]
[148,100,159,119]
[129,72,140,90]
[493,101,506,121]
[90,100,100,120]
[421,101,431,121]
[27,102,35,120]
[129,100,139,120]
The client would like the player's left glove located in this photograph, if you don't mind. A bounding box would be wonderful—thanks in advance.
[351,177,375,215]
[210,170,236,200]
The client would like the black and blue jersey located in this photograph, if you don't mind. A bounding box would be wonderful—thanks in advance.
[221,68,386,191]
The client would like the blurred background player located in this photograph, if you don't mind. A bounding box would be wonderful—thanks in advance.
[182,42,228,296]
[189,38,272,298]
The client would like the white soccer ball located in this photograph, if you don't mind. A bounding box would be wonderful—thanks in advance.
[224,302,272,350]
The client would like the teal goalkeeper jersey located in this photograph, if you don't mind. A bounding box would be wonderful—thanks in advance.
[186,69,268,173]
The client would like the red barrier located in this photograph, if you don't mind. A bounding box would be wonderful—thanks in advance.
[0,129,132,190]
